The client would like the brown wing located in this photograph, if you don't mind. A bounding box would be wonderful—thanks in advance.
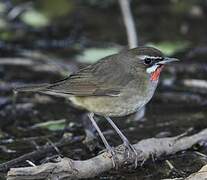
[43,54,129,96]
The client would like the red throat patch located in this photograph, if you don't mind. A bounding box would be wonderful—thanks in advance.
[150,65,164,81]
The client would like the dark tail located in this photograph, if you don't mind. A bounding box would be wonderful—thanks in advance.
[14,83,51,93]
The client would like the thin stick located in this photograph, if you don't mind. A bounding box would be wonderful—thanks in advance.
[118,0,138,48]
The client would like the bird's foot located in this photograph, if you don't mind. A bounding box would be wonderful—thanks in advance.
[106,145,119,169]
[123,140,138,168]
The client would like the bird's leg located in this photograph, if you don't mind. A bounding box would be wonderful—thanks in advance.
[88,113,117,168]
[105,116,138,168]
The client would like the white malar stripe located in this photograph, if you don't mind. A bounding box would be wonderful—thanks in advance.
[146,64,160,74]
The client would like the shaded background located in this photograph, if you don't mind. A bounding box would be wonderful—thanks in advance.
[0,0,207,179]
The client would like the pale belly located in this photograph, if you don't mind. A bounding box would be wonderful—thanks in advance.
[69,81,157,117]
[69,96,145,117]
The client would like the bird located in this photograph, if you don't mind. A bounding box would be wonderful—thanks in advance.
[14,47,179,168]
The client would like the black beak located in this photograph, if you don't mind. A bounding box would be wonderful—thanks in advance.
[157,57,179,65]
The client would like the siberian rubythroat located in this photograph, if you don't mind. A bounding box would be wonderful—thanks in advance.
[15,47,179,167]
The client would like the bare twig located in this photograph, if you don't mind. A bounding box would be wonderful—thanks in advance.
[0,136,83,173]
[118,0,138,48]
[183,79,207,89]
[163,164,207,180]
[7,128,207,180]
[0,57,72,76]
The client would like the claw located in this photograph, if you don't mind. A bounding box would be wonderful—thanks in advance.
[106,146,118,169]
[123,140,138,168]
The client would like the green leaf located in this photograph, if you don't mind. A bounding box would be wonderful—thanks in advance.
[0,18,7,30]
[31,119,66,131]
[76,47,120,63]
[21,9,49,28]
[0,2,6,13]
[40,0,74,18]
[147,41,190,55]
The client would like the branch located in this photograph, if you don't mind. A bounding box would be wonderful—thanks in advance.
[118,0,138,48]
[7,128,207,180]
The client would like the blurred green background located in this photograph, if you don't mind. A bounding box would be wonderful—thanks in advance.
[0,0,206,61]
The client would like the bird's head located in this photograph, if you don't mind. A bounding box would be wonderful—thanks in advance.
[129,47,179,81]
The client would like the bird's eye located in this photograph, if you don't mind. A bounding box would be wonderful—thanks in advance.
[144,58,153,65]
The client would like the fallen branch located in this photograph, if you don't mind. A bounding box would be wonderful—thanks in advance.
[7,128,207,180]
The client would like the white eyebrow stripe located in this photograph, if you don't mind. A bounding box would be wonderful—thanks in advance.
[138,55,163,60]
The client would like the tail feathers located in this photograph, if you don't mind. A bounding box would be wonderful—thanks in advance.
[14,83,51,93]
